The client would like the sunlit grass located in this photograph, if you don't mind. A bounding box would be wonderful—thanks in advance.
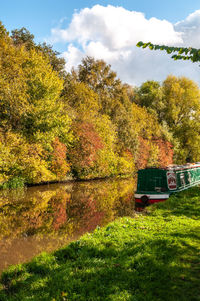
[0,187,200,300]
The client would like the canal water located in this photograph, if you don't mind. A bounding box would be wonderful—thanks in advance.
[0,177,136,274]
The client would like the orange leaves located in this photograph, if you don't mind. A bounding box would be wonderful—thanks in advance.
[73,121,103,167]
[155,139,173,167]
[136,137,173,169]
[136,137,150,169]
[69,121,104,177]
[50,137,71,179]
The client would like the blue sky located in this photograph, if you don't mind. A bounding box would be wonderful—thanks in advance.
[1,1,200,86]
[1,0,200,44]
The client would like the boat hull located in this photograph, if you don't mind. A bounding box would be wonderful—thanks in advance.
[134,193,169,204]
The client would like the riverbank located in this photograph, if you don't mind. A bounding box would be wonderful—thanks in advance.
[0,187,200,301]
[0,173,134,190]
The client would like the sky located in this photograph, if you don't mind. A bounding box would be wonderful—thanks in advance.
[1,0,200,86]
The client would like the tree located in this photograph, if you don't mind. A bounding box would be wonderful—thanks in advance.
[37,42,66,76]
[0,23,72,146]
[22,48,72,147]
[134,80,164,120]
[77,56,121,94]
[11,27,66,76]
[50,137,71,179]
[135,75,200,163]
[75,57,140,154]
[76,56,126,114]
[162,76,200,129]
[11,27,35,49]
[61,77,99,118]
[136,41,200,64]
[68,120,104,178]
[0,27,30,132]
[162,75,200,162]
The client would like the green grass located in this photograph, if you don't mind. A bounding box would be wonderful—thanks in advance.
[0,187,200,301]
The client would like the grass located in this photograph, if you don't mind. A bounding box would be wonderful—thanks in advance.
[0,187,200,300]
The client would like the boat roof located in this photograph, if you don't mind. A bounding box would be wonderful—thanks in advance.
[167,163,200,171]
[140,163,200,172]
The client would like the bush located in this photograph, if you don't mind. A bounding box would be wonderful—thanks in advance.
[0,176,25,189]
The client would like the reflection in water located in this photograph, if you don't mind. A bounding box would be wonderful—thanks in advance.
[134,198,166,212]
[0,178,135,273]
[134,200,148,212]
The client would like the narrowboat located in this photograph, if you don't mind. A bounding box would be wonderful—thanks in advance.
[135,163,200,205]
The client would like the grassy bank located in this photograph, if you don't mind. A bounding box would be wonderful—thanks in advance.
[0,188,200,301]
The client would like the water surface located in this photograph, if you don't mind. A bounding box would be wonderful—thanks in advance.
[0,178,135,273]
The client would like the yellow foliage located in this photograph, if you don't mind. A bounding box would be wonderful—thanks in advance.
[0,132,55,184]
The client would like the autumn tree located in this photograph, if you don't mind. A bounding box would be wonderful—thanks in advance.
[0,25,30,132]
[162,76,200,128]
[135,75,200,163]
[11,27,35,49]
[21,48,71,143]
[77,56,120,96]
[76,56,129,114]
[50,137,71,179]
[68,120,104,178]
[61,75,99,118]
[136,41,200,162]
[73,57,140,155]
[162,75,200,162]
[134,80,164,120]
[0,23,71,141]
[11,27,66,76]
[0,21,179,185]
[0,22,72,185]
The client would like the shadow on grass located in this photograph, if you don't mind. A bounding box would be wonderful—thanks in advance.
[151,187,200,219]
[1,231,200,301]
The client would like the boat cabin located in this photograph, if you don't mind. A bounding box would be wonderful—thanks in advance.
[135,163,200,205]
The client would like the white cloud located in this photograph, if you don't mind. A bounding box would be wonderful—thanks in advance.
[62,44,84,71]
[175,10,200,48]
[50,5,200,86]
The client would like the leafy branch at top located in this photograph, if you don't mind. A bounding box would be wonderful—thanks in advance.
[136,41,200,63]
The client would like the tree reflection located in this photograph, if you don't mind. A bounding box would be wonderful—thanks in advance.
[0,178,135,272]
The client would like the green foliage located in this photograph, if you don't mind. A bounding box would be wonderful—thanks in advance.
[136,41,200,63]
[11,27,35,49]
[0,177,25,189]
[134,80,164,120]
[162,75,200,162]
[135,75,200,164]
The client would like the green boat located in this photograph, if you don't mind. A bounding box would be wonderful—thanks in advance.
[135,163,200,205]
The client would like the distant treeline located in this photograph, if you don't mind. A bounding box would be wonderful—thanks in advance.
[1,22,199,186]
